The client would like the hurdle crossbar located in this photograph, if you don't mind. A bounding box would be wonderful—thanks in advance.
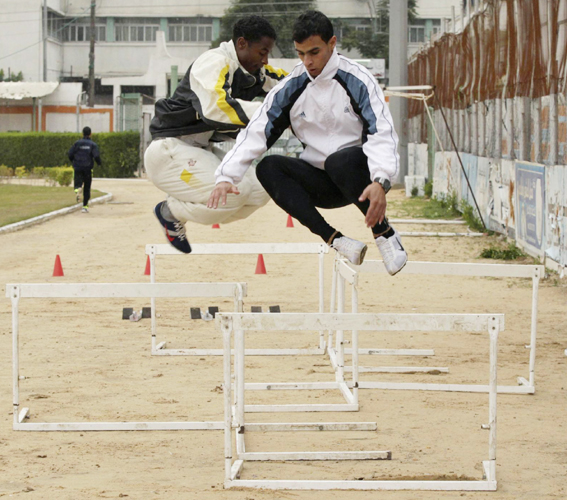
[220,312,501,491]
[6,282,245,432]
[146,242,328,356]
[335,259,542,394]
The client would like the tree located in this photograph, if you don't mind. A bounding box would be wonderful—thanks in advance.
[213,0,317,58]
[0,69,24,82]
[339,0,418,60]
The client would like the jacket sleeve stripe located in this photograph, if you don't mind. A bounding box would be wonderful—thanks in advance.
[335,67,398,175]
[264,73,309,149]
[214,64,248,126]
[264,64,287,80]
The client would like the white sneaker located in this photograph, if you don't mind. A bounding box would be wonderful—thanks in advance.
[375,229,408,275]
[331,236,368,265]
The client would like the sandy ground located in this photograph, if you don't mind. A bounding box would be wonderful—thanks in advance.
[0,178,565,500]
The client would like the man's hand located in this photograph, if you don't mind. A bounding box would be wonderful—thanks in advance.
[207,182,240,209]
[359,182,387,228]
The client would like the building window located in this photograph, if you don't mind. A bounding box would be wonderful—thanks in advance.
[115,18,160,42]
[168,18,213,43]
[47,11,65,41]
[63,18,106,42]
[409,19,426,43]
[409,26,425,43]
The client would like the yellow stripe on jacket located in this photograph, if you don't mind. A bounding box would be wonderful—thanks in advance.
[215,64,245,126]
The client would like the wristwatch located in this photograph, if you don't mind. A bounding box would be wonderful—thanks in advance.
[373,177,391,194]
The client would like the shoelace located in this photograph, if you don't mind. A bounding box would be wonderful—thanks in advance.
[173,221,187,241]
[334,237,356,252]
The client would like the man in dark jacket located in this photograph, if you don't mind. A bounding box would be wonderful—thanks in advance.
[145,15,287,253]
[68,126,101,213]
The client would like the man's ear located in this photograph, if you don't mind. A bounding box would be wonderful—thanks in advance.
[236,37,248,50]
[329,35,337,51]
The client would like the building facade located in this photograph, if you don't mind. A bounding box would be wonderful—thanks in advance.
[0,0,463,132]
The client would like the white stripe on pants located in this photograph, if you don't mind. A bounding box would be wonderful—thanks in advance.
[144,137,269,225]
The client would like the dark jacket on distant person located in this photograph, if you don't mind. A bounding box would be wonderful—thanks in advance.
[68,138,102,170]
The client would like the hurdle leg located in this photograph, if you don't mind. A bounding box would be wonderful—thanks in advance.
[222,317,233,485]
[10,287,21,428]
[318,250,326,350]
[519,271,540,389]
[351,281,359,405]
[327,255,339,350]
[149,251,161,352]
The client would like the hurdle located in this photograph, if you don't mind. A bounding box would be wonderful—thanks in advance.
[146,243,329,356]
[334,259,543,394]
[220,312,501,491]
[6,282,245,432]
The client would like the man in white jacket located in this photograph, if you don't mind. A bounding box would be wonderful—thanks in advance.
[208,10,407,274]
[146,16,287,253]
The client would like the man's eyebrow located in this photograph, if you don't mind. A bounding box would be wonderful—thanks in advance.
[295,47,320,54]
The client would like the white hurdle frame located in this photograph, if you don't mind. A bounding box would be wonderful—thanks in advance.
[335,260,543,394]
[146,243,328,356]
[6,282,245,432]
[220,312,502,491]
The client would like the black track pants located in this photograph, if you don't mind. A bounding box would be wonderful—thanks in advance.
[256,146,389,243]
[73,168,92,207]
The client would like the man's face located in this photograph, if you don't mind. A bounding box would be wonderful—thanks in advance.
[236,36,274,74]
[294,35,336,78]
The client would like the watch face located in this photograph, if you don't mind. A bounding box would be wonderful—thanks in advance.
[375,178,391,193]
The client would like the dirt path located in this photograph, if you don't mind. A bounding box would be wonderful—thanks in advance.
[0,178,565,499]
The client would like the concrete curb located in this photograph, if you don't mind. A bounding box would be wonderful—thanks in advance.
[0,192,113,235]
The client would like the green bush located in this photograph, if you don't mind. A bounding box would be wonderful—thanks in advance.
[0,165,14,177]
[480,243,526,261]
[57,167,74,186]
[461,201,486,233]
[0,131,140,178]
[32,166,46,177]
[411,186,419,197]
[424,180,433,198]
[15,166,27,178]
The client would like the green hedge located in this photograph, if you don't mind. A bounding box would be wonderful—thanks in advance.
[0,131,140,178]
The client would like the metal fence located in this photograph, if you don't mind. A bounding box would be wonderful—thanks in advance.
[408,0,567,166]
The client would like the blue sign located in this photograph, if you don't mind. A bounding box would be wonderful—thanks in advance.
[515,162,545,254]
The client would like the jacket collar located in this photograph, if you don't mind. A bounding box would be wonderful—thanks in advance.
[304,48,339,84]
[220,40,265,83]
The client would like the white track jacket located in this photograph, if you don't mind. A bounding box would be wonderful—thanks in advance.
[215,49,400,185]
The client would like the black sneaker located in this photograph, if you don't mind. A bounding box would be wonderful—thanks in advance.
[153,202,191,254]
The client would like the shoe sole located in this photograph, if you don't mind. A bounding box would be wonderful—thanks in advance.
[388,256,408,276]
[356,245,368,266]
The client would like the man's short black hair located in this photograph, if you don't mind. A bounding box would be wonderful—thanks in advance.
[232,15,277,44]
[82,126,91,137]
[293,10,334,44]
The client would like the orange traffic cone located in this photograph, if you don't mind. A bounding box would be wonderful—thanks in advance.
[144,255,151,276]
[286,214,294,228]
[212,224,220,229]
[53,255,64,277]
[255,254,267,274]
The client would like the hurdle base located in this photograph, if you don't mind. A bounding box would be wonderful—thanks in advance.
[152,347,327,356]
[244,403,359,413]
[358,381,535,394]
[13,416,224,432]
[344,366,449,374]
[225,477,497,491]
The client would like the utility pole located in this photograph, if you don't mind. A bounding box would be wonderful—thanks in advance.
[388,0,409,183]
[43,0,47,81]
[88,1,96,107]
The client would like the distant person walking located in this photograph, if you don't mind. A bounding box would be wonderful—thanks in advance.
[68,126,101,213]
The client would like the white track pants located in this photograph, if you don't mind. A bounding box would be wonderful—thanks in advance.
[144,137,269,225]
